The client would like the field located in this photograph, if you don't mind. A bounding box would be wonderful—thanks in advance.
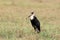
[0,0,60,40]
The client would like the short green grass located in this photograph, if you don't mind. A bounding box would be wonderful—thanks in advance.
[0,0,60,40]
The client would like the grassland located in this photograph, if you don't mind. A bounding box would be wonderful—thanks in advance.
[0,0,60,40]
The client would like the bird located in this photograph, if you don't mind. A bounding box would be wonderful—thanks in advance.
[28,12,41,33]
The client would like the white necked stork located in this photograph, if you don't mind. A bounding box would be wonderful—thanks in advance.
[28,12,41,33]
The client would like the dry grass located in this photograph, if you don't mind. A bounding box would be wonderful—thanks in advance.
[0,0,60,40]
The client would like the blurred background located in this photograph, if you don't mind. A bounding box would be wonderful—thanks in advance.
[0,0,60,40]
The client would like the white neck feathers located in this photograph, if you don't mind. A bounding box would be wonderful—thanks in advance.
[30,14,35,20]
